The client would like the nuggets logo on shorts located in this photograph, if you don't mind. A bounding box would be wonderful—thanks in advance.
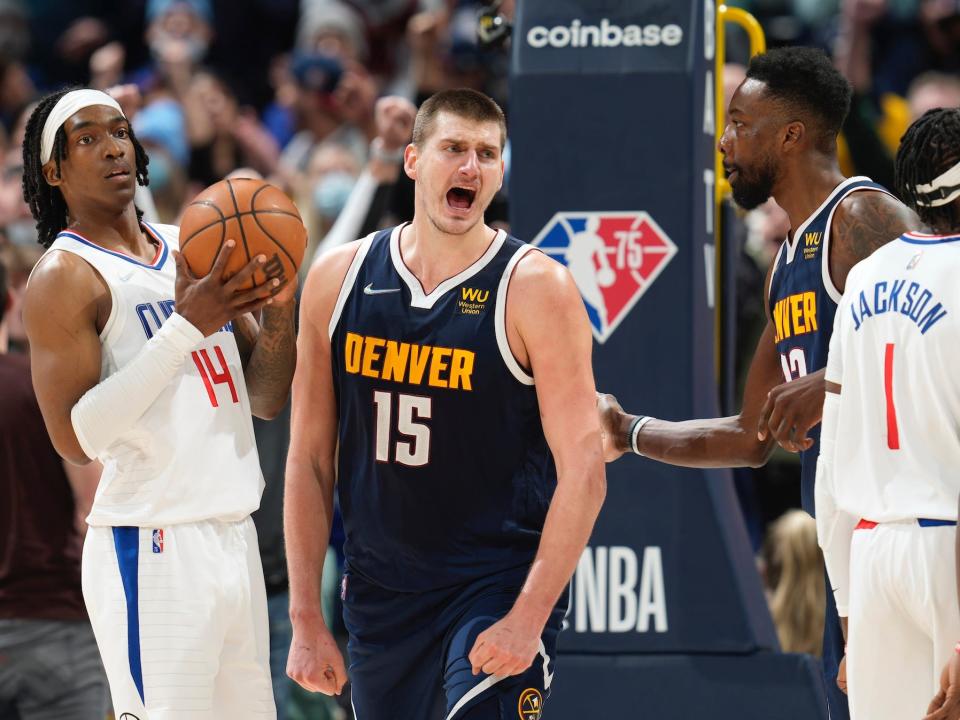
[518,688,543,720]
[532,211,677,343]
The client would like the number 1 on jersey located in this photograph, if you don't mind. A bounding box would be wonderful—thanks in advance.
[373,391,432,466]
[884,343,900,450]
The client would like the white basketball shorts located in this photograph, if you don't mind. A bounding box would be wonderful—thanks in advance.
[82,516,275,719]
[847,520,960,720]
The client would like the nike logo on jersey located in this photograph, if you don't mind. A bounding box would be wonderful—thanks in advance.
[364,283,401,295]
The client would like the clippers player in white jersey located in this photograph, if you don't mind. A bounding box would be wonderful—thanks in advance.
[816,107,960,720]
[20,88,296,719]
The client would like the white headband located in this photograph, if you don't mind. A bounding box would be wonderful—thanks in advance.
[40,89,125,165]
[914,158,960,208]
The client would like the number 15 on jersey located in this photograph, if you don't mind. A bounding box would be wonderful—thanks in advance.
[373,391,432,466]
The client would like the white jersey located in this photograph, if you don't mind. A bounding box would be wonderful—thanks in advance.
[824,231,960,522]
[40,223,263,527]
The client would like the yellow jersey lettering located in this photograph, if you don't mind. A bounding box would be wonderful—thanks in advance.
[449,349,474,391]
[361,336,385,378]
[772,292,819,343]
[461,287,490,303]
[803,292,818,333]
[345,332,363,373]
[381,341,410,383]
[344,332,475,390]
[427,347,452,388]
[407,344,432,385]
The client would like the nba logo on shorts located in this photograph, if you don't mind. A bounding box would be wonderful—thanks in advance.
[152,528,164,554]
[532,211,677,343]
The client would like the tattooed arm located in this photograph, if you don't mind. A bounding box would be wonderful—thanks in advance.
[234,302,297,419]
[830,190,923,292]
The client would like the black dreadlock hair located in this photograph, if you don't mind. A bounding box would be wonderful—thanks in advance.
[21,88,150,249]
[746,46,852,154]
[895,108,960,234]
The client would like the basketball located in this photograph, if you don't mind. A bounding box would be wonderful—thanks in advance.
[178,178,307,290]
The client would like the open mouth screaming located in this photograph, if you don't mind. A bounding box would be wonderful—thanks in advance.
[446,186,477,212]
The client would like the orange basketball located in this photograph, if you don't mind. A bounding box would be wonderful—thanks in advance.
[179,178,307,290]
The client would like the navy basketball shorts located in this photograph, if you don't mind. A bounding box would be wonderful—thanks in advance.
[342,565,567,720]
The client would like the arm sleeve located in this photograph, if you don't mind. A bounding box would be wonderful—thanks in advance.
[825,294,847,385]
[815,388,858,617]
[71,313,203,460]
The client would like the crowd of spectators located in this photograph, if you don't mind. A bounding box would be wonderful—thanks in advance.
[0,1,957,714]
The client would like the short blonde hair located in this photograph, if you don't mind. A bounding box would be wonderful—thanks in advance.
[412,88,506,150]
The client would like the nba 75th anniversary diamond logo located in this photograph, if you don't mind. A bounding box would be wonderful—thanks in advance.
[532,211,677,344]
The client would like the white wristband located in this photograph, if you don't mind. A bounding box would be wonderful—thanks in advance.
[630,415,653,456]
[71,312,203,459]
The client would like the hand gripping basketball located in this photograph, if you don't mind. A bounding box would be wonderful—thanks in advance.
[172,240,285,337]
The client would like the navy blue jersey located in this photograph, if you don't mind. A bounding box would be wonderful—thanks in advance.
[330,224,555,591]
[767,176,891,515]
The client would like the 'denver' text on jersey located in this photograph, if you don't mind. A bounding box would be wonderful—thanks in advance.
[767,176,890,515]
[329,224,556,592]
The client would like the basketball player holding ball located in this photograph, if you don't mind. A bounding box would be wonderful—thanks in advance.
[20,88,300,719]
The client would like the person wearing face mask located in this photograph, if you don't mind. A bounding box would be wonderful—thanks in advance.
[310,95,417,261]
[299,142,360,265]
[132,98,189,223]
[313,169,356,221]
[144,0,213,96]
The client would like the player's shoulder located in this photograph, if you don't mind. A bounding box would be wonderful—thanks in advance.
[28,244,100,294]
[307,235,367,282]
[509,245,581,310]
[512,244,571,286]
[301,234,371,319]
[833,189,919,239]
[24,246,105,325]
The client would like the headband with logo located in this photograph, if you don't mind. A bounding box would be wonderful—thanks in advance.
[914,158,960,208]
[40,89,125,165]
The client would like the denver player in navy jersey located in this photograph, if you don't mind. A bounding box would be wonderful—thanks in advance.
[284,89,605,719]
[599,47,919,718]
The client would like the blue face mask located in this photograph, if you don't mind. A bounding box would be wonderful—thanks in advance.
[147,152,171,192]
[313,171,356,219]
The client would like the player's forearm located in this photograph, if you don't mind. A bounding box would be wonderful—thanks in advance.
[511,453,606,629]
[285,455,335,626]
[70,313,203,462]
[617,413,774,468]
[245,303,296,419]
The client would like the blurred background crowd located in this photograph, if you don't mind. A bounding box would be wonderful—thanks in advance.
[0,0,958,717]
